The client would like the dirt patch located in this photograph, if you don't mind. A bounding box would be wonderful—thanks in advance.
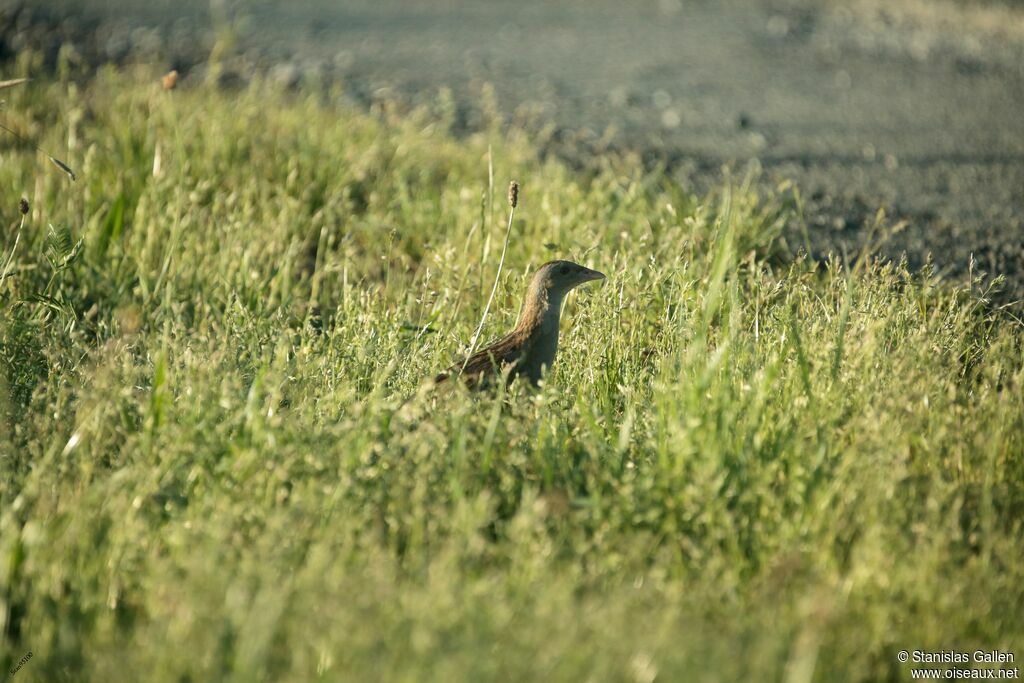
[6,0,1024,296]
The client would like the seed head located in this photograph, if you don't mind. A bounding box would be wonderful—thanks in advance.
[507,181,519,209]
[18,197,29,215]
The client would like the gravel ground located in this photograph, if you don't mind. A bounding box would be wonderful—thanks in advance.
[5,0,1024,294]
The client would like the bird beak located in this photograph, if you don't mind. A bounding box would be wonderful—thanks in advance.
[581,267,606,283]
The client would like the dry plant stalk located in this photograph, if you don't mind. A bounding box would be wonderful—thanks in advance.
[461,181,520,376]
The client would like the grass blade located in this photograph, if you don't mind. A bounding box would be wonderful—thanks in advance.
[49,155,77,181]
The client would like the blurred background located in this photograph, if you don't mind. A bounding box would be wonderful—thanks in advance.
[4,0,1023,291]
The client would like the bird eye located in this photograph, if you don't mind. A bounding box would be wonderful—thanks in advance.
[559,265,569,275]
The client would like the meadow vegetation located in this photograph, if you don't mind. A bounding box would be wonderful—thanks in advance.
[1,62,1022,681]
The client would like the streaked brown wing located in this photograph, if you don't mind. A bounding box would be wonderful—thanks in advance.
[435,333,527,387]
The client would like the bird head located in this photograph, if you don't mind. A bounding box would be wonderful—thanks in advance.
[534,260,606,296]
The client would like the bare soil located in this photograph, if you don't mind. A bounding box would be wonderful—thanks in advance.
[6,0,1024,293]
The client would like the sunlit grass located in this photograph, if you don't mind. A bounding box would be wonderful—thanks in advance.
[1,64,1022,682]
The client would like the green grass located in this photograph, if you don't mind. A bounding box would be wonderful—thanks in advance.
[1,64,1022,682]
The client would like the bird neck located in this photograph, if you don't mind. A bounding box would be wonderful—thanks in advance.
[515,281,565,338]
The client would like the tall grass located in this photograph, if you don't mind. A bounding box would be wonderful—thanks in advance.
[1,66,1022,682]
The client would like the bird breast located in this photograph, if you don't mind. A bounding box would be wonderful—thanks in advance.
[517,303,562,383]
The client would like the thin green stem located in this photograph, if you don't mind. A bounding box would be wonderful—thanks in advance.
[461,202,516,375]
